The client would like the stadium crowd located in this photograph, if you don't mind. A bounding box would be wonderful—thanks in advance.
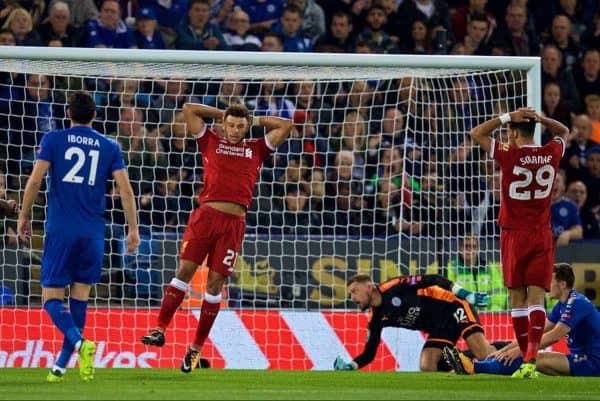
[0,0,598,304]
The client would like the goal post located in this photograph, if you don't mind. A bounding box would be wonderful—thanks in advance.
[0,47,541,370]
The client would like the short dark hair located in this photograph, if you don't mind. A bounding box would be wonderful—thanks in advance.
[554,263,575,288]
[189,0,210,8]
[469,12,489,26]
[224,103,250,120]
[508,119,536,137]
[68,91,96,124]
[347,274,372,287]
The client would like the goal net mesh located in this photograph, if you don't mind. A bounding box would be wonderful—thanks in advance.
[0,56,528,370]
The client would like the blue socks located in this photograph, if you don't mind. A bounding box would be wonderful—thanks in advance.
[43,299,83,364]
[55,298,88,368]
[474,357,523,375]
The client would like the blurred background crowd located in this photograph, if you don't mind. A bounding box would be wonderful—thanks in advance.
[0,0,598,305]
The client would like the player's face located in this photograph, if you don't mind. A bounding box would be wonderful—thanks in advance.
[549,274,562,300]
[348,281,374,312]
[223,115,250,144]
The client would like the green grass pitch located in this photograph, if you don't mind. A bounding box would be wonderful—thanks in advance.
[1,369,600,400]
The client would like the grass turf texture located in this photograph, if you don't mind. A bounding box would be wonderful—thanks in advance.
[1,369,599,400]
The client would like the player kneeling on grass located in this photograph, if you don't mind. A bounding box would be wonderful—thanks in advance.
[443,263,600,377]
[333,274,496,372]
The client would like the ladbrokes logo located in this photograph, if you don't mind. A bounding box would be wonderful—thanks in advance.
[0,340,157,368]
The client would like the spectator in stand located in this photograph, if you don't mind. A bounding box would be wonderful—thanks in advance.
[314,11,356,53]
[38,1,81,47]
[550,170,583,247]
[543,14,582,70]
[356,4,398,54]
[85,0,136,48]
[2,8,41,46]
[223,7,261,51]
[110,106,168,193]
[399,18,433,54]
[137,0,188,33]
[287,0,325,42]
[260,30,284,51]
[148,78,201,131]
[566,180,600,239]
[271,4,312,52]
[236,0,285,36]
[175,0,227,50]
[269,184,321,236]
[446,235,508,311]
[203,79,247,110]
[0,169,19,249]
[457,12,492,55]
[581,8,600,50]
[490,3,538,57]
[0,27,15,45]
[573,49,600,108]
[48,0,99,29]
[5,74,65,180]
[451,0,496,43]
[248,79,295,120]
[561,114,597,183]
[585,95,600,144]
[375,106,405,147]
[541,44,581,114]
[541,81,573,143]
[134,7,166,49]
[555,0,593,43]
[582,146,600,238]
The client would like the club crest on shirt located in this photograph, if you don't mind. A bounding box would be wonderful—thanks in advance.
[391,297,402,307]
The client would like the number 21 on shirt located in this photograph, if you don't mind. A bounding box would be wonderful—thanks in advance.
[62,146,100,186]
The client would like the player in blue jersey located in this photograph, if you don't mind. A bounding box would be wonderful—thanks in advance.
[444,263,600,377]
[17,91,140,382]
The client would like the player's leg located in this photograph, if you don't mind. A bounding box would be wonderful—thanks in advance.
[181,210,245,373]
[41,234,85,382]
[419,344,444,371]
[535,351,571,375]
[502,229,531,359]
[142,208,211,346]
[522,230,554,365]
[141,259,199,346]
[464,331,496,360]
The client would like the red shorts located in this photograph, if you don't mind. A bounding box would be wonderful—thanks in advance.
[500,228,554,290]
[180,204,246,277]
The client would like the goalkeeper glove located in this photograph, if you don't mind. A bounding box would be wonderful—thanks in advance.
[333,356,357,371]
[453,285,490,307]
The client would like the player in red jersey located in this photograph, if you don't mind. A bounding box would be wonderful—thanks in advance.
[141,102,292,372]
[470,107,570,378]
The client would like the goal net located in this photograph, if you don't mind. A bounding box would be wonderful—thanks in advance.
[0,48,539,370]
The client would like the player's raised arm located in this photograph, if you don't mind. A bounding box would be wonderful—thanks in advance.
[17,160,50,241]
[112,169,140,253]
[259,115,293,148]
[470,107,537,153]
[182,103,224,137]
[536,113,570,144]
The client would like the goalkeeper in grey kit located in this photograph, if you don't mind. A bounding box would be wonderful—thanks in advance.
[334,274,497,371]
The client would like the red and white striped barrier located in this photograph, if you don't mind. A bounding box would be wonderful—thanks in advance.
[0,309,566,370]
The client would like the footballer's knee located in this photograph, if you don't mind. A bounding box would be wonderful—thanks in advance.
[206,270,227,295]
[176,259,199,281]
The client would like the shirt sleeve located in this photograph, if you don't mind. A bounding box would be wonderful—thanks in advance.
[547,302,561,324]
[559,297,593,330]
[257,136,275,160]
[491,139,511,168]
[37,132,53,162]
[353,309,383,369]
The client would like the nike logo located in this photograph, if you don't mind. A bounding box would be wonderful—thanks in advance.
[182,360,190,371]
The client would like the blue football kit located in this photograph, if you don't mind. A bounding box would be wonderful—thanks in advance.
[37,125,125,287]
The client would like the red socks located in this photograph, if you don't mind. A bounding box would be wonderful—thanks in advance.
[156,279,188,331]
[524,306,546,362]
[193,293,222,349]
[511,308,529,356]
